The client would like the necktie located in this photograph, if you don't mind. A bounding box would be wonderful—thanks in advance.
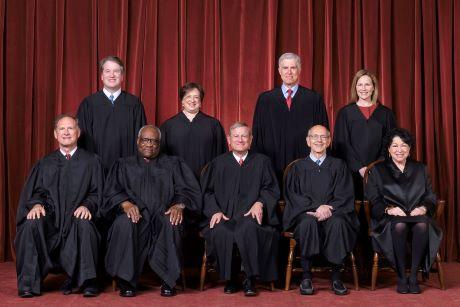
[286,89,293,109]
[65,154,71,160]
[316,159,321,166]
[109,94,115,105]
[239,158,244,166]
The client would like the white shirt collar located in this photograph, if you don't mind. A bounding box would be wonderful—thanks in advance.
[60,146,78,157]
[233,151,248,162]
[309,153,326,165]
[103,88,122,101]
[281,83,299,98]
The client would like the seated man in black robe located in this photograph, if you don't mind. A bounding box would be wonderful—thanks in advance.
[102,125,202,297]
[15,114,103,298]
[283,125,359,296]
[201,122,280,296]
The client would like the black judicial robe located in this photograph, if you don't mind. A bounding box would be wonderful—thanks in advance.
[102,154,202,288]
[283,156,359,264]
[252,86,329,178]
[333,103,396,196]
[160,111,228,177]
[77,90,147,173]
[15,149,103,293]
[365,160,442,273]
[201,152,280,281]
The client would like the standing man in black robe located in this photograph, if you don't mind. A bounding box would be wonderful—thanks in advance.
[15,114,103,298]
[160,82,227,178]
[77,56,147,174]
[201,122,280,296]
[252,52,329,180]
[283,125,359,296]
[102,125,201,297]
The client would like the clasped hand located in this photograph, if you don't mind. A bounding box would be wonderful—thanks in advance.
[307,204,333,221]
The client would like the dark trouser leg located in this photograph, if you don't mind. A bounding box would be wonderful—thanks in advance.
[60,218,100,288]
[392,222,409,280]
[105,215,150,288]
[15,218,53,294]
[204,221,235,281]
[410,222,428,280]
[301,258,312,279]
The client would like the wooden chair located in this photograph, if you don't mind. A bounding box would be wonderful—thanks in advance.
[362,159,446,290]
[282,159,360,291]
[199,163,275,291]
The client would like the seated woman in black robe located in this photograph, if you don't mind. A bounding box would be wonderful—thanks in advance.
[365,128,442,294]
[160,82,227,178]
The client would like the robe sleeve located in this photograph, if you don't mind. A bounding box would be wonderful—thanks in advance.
[333,108,364,172]
[283,163,316,230]
[16,161,53,225]
[365,166,388,221]
[327,161,355,214]
[420,165,437,215]
[76,98,95,152]
[379,108,397,157]
[251,94,264,153]
[200,161,222,219]
[314,94,330,129]
[80,156,104,216]
[171,158,202,214]
[133,100,147,152]
[101,160,132,219]
[215,120,228,155]
[160,122,170,154]
[256,157,280,226]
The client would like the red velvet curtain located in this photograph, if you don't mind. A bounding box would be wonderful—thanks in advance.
[1,0,459,262]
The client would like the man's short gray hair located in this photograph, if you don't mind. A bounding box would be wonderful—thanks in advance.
[278,52,301,70]
[54,113,79,129]
[138,125,161,140]
[228,122,252,136]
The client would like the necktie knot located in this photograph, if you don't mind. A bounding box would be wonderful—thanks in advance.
[315,159,321,166]
[65,154,71,160]
[109,94,115,104]
[239,158,244,166]
[287,89,292,96]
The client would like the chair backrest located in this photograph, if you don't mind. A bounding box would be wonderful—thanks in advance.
[278,158,303,214]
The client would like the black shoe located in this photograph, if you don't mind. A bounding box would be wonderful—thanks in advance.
[160,282,177,297]
[299,279,314,295]
[18,290,34,298]
[224,280,238,294]
[331,280,348,295]
[82,279,99,297]
[61,277,73,295]
[119,289,136,297]
[408,278,421,294]
[396,278,409,294]
[118,278,136,297]
[242,278,257,297]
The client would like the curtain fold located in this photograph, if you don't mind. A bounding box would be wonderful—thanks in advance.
[1,0,459,261]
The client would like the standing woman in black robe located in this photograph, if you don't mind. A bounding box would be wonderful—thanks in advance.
[333,69,396,199]
[365,128,441,294]
[160,82,227,178]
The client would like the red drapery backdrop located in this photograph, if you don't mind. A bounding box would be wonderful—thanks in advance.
[0,0,459,262]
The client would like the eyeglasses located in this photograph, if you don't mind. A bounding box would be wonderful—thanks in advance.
[183,95,201,101]
[139,138,159,145]
[308,134,330,140]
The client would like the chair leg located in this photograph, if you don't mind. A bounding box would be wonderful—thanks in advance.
[371,252,379,291]
[270,281,275,291]
[199,247,207,291]
[436,252,446,290]
[284,238,296,291]
[112,279,117,291]
[350,251,359,291]
[181,269,186,291]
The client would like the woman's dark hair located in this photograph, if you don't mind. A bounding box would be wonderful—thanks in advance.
[383,128,414,159]
[179,82,205,101]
